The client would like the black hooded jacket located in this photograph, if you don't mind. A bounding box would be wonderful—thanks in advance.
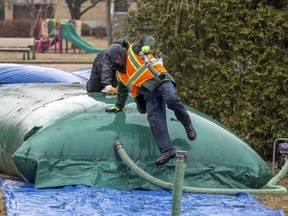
[86,39,128,92]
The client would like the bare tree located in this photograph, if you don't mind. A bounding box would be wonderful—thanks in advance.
[66,0,103,20]
[66,0,113,42]
[106,0,113,44]
[5,0,113,41]
[5,0,36,37]
[28,0,35,38]
[0,0,5,20]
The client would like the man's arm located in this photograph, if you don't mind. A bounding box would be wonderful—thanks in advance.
[105,79,129,113]
[101,52,116,87]
[115,81,129,110]
[132,36,156,55]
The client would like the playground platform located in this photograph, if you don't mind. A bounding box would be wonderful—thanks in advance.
[36,19,103,54]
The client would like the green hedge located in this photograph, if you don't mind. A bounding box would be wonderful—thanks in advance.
[92,26,107,38]
[0,20,31,37]
[81,23,91,36]
[118,0,288,159]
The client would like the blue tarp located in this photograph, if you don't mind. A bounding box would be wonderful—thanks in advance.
[71,68,91,79]
[0,64,88,84]
[0,178,284,216]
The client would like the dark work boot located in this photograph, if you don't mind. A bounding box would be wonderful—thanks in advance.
[185,124,197,140]
[155,149,176,166]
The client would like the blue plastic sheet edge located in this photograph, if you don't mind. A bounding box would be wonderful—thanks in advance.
[0,178,285,216]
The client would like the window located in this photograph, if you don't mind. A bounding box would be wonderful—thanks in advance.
[115,0,128,13]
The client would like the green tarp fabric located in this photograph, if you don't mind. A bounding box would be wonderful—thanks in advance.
[0,83,272,189]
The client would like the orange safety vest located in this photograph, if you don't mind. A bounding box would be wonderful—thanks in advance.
[117,43,167,97]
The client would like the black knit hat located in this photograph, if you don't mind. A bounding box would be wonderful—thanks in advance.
[107,43,123,61]
[140,36,155,47]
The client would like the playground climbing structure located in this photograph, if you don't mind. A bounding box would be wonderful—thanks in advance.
[36,19,102,54]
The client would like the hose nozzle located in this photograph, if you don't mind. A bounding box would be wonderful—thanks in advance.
[139,51,165,80]
[114,140,123,151]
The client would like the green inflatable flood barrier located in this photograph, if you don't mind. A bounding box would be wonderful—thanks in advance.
[0,83,272,189]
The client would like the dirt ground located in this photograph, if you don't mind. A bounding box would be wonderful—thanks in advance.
[254,176,288,214]
[0,37,288,215]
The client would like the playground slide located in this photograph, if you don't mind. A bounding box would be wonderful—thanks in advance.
[61,23,103,54]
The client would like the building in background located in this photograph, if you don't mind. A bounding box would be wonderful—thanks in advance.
[4,0,131,30]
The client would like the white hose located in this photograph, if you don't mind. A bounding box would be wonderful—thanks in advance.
[115,141,287,195]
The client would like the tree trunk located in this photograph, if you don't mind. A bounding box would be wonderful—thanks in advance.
[67,0,102,20]
[106,0,113,45]
[29,0,35,38]
[66,0,82,20]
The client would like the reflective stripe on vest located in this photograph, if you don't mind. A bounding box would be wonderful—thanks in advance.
[116,71,128,86]
[126,45,158,89]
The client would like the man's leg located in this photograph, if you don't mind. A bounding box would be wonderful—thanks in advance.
[158,82,197,140]
[139,86,176,166]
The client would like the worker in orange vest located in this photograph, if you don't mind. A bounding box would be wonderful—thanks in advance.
[105,36,197,166]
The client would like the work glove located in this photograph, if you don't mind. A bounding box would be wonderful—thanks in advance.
[106,86,117,95]
[141,45,150,54]
[101,85,117,95]
[105,105,122,113]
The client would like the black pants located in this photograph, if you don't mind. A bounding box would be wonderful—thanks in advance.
[86,73,103,92]
[139,81,192,153]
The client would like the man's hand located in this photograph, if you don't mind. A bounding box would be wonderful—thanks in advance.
[105,105,122,113]
[141,45,150,54]
[101,85,117,95]
[106,86,117,95]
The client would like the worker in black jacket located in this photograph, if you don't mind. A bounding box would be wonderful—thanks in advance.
[86,39,129,94]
